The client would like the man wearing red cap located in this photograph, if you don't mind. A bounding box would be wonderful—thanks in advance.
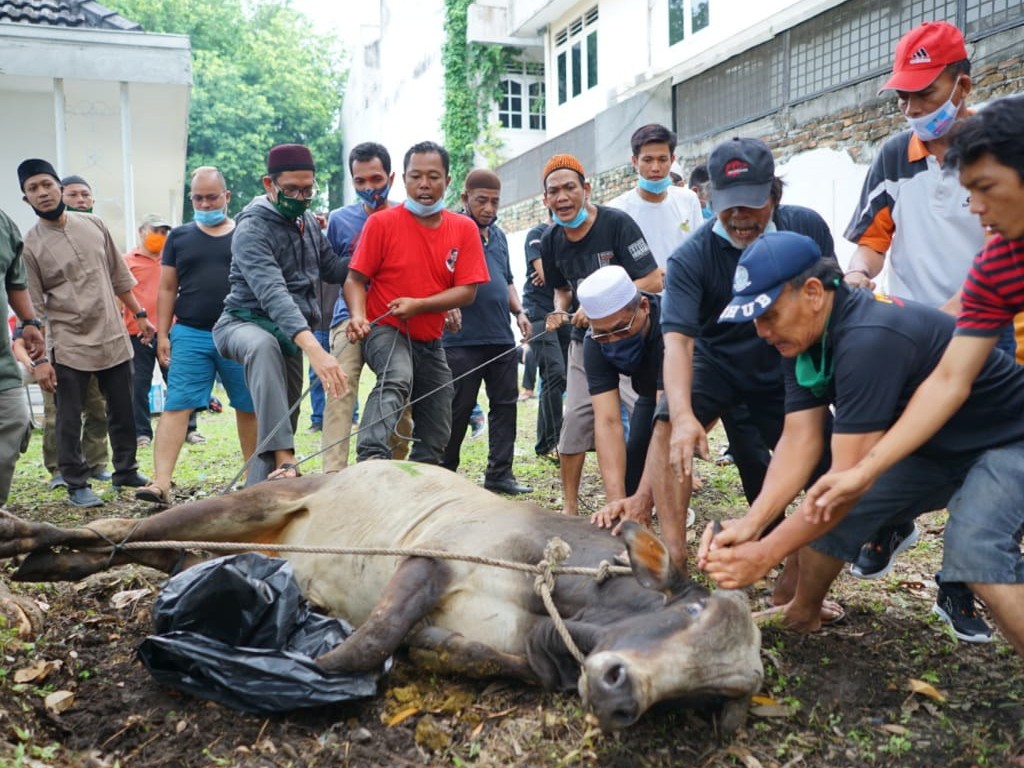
[214,143,350,485]
[843,21,994,642]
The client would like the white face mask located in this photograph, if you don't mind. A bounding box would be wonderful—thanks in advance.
[905,81,961,142]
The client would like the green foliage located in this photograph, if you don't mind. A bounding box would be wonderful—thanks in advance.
[105,0,346,212]
[441,0,519,203]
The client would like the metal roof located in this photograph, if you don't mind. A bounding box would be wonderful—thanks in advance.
[0,0,141,31]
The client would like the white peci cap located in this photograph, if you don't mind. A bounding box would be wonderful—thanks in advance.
[577,266,638,320]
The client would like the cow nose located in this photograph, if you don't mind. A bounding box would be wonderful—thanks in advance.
[602,661,627,689]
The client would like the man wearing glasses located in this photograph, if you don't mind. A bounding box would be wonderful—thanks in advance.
[134,167,257,504]
[214,144,349,485]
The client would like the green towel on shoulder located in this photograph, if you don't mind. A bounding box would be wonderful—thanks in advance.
[226,308,301,357]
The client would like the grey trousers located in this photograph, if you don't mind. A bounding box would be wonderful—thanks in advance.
[357,323,453,465]
[0,387,30,505]
[214,317,303,486]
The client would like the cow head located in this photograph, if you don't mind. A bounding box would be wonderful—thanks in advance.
[577,523,763,732]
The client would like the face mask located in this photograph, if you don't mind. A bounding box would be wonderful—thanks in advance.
[355,183,390,210]
[597,329,647,374]
[553,206,589,229]
[272,187,312,220]
[906,82,961,142]
[404,197,446,217]
[713,218,777,249]
[194,208,227,226]
[795,326,834,398]
[32,200,65,221]
[637,176,673,195]
[701,205,714,220]
[144,232,168,253]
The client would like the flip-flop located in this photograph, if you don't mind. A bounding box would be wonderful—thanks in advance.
[268,462,302,481]
[134,484,170,505]
[753,600,846,629]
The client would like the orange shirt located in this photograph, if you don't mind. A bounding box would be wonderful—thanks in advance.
[122,247,162,335]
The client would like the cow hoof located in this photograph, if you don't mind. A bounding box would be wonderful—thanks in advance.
[0,585,44,639]
[715,696,751,738]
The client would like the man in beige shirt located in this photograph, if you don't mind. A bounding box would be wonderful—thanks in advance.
[18,158,153,507]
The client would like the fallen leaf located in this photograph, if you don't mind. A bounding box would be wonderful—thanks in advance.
[751,703,795,718]
[44,690,74,714]
[110,589,150,610]
[387,706,419,727]
[751,695,778,706]
[470,722,484,739]
[908,679,947,703]
[176,720,188,734]
[13,660,61,684]
[879,724,909,735]
[725,745,764,768]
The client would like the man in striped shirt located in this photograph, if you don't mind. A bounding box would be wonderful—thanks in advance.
[805,96,1024,659]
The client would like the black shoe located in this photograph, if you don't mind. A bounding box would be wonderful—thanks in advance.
[849,522,919,579]
[47,474,67,490]
[484,478,533,495]
[90,469,113,482]
[68,487,104,508]
[933,574,993,643]
[113,472,151,490]
[308,422,323,433]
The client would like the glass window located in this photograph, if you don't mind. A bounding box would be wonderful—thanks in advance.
[668,0,685,45]
[557,52,567,105]
[692,0,709,33]
[571,42,582,97]
[529,81,546,130]
[587,31,598,89]
[552,6,599,103]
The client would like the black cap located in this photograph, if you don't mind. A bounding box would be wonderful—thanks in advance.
[708,138,775,212]
[17,159,60,191]
[60,174,90,189]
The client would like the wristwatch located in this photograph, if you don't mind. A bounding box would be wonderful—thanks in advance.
[30,357,49,368]
[134,309,149,319]
[19,318,42,329]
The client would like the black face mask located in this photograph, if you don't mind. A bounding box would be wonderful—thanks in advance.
[32,200,66,221]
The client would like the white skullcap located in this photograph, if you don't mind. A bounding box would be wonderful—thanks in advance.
[577,266,638,320]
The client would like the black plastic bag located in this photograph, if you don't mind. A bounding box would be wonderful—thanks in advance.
[137,552,388,714]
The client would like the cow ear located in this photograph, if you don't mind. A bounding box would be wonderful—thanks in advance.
[620,522,686,595]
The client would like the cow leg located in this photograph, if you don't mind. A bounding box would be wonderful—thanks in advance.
[316,556,451,674]
[406,626,540,685]
[716,695,752,738]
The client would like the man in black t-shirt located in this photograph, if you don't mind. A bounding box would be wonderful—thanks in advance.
[700,231,1024,653]
[575,266,664,530]
[522,220,570,458]
[134,167,256,505]
[540,154,663,516]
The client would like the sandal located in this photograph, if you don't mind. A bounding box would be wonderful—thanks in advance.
[134,484,170,505]
[268,462,302,481]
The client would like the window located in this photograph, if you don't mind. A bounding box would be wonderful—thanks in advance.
[499,62,546,131]
[554,6,599,104]
[668,0,711,46]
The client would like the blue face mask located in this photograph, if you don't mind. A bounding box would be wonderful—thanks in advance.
[404,197,446,217]
[701,205,714,220]
[356,183,390,210]
[194,208,226,226]
[553,206,589,229]
[637,176,673,194]
[597,330,647,374]
[906,82,961,142]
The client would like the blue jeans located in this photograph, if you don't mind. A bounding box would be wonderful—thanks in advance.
[357,324,453,464]
[307,328,331,426]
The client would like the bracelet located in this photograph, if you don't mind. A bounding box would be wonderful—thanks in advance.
[844,269,871,278]
[30,357,49,368]
[134,309,148,319]
[18,318,42,329]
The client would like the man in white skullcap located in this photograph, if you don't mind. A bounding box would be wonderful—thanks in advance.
[576,266,675,555]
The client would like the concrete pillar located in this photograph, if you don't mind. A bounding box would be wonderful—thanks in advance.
[53,78,66,174]
[120,81,135,247]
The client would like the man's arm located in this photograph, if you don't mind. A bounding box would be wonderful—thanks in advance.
[155,265,179,367]
[843,244,885,290]
[545,286,574,332]
[116,289,154,343]
[343,270,371,341]
[807,333,995,515]
[661,331,707,479]
[632,269,663,294]
[7,288,44,359]
[592,389,627,503]
[508,284,531,340]
[702,429,884,589]
[388,284,479,320]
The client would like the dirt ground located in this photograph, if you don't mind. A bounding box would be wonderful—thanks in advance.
[0,474,1022,768]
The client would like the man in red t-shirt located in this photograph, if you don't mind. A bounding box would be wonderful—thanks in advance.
[345,141,489,463]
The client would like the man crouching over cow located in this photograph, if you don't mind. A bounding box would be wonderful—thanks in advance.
[0,461,763,732]
[699,230,1024,654]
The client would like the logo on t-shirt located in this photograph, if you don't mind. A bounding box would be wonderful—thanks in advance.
[627,239,652,262]
[724,160,749,178]
[446,249,459,272]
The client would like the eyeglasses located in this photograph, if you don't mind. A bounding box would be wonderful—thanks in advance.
[275,182,319,201]
[190,192,225,205]
[590,305,642,343]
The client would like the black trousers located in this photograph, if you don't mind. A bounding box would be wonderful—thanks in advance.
[441,344,519,482]
[54,358,139,490]
[131,337,197,439]
[530,318,570,455]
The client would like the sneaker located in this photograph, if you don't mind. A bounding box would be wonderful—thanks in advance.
[715,445,735,466]
[308,423,323,433]
[469,414,486,438]
[137,436,152,448]
[185,431,207,444]
[47,474,67,490]
[849,522,919,579]
[208,396,223,413]
[933,574,993,643]
[68,487,104,508]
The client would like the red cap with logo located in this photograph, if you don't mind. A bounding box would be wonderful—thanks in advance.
[881,21,968,93]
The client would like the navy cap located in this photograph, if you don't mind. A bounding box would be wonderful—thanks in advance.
[719,231,822,322]
[708,137,775,212]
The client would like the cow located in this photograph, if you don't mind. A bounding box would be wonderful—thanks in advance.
[0,461,763,733]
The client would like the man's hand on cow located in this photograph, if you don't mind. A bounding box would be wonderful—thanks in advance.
[804,466,874,524]
[545,311,569,333]
[445,308,462,334]
[20,325,45,360]
[591,495,653,536]
[156,334,171,368]
[388,297,422,320]
[701,539,774,590]
[346,317,372,343]
[697,516,761,571]
[310,348,349,399]
[668,415,709,483]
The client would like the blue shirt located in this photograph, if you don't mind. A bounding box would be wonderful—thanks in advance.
[326,202,370,327]
[443,219,515,348]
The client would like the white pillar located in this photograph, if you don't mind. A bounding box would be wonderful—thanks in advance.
[120,81,136,248]
[53,78,67,174]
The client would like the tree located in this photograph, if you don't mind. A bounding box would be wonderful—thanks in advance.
[106,0,346,212]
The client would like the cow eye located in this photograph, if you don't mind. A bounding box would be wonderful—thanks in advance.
[685,602,704,618]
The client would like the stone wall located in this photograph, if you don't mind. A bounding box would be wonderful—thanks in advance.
[499,43,1024,235]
